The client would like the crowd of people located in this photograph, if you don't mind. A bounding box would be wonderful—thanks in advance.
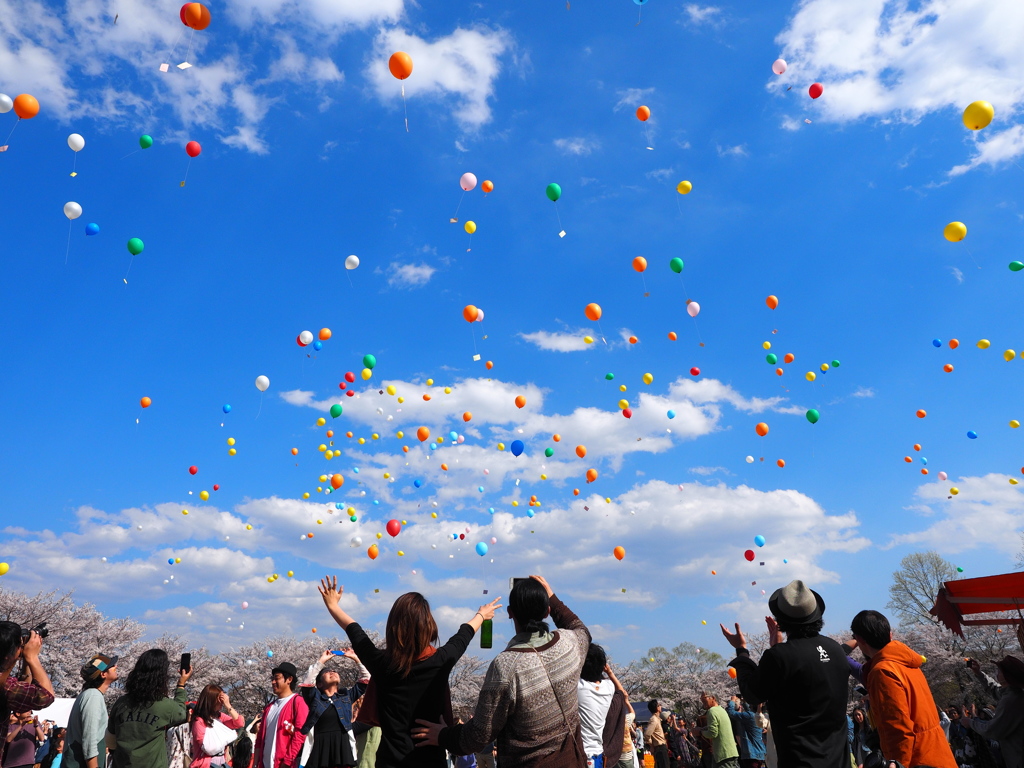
[1,577,1021,768]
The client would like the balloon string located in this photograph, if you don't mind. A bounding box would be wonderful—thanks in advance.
[636,5,642,24]
[401,84,409,133]
[64,220,73,265]
[182,28,195,65]
[120,149,141,160]
[675,193,682,217]
[965,246,981,270]
[471,326,477,355]
[466,233,473,252]
[123,253,135,284]
[181,157,192,187]
[71,152,78,176]
[163,27,185,64]
[255,392,263,420]
[641,273,648,296]
[453,190,465,220]
[554,202,563,233]
[2,118,20,149]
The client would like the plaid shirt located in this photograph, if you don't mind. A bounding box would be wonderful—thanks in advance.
[2,675,55,719]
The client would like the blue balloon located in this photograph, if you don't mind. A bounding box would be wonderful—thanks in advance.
[478,486,485,492]
[633,0,647,4]
[449,431,458,441]
[488,507,495,514]
[222,404,232,413]
[313,340,323,351]
[967,430,978,439]
[667,410,676,419]
[85,222,100,236]
[167,558,174,564]
[527,509,535,517]
[266,650,274,658]
[921,457,928,465]
[475,542,488,556]
[335,503,343,509]
[754,535,766,547]
[372,499,380,505]
[414,479,423,488]
[932,339,942,348]
[783,559,789,564]
[511,439,525,456]
[353,467,359,473]
[430,442,437,450]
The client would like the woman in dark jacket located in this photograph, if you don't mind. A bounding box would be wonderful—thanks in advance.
[317,575,499,768]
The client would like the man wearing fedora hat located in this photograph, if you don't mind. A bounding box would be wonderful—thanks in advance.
[961,655,1024,768]
[720,580,851,768]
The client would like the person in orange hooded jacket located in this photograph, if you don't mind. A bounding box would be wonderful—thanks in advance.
[850,611,956,768]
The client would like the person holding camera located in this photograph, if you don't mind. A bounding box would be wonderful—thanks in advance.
[960,656,1024,768]
[0,623,54,733]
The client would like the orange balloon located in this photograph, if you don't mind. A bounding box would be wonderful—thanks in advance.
[530,495,537,502]
[783,353,795,363]
[485,361,494,370]
[766,295,779,310]
[515,395,526,409]
[573,488,580,496]
[586,468,598,483]
[668,331,677,340]
[632,256,647,272]
[481,180,494,193]
[949,339,959,349]
[921,468,929,475]
[367,544,379,560]
[389,51,413,80]
[13,94,39,119]
[552,434,561,442]
[913,444,921,451]
[755,422,769,437]
[331,474,344,489]
[943,364,954,372]
[463,304,479,323]
[636,105,650,121]
[441,463,448,471]
[139,397,152,408]
[307,533,314,538]
[728,667,738,679]
[291,447,299,455]
[182,3,211,30]
[916,410,927,418]
[904,456,912,463]
[776,459,785,468]
[775,368,783,376]
[417,426,430,442]
[402,445,409,453]
[423,394,431,401]
[346,431,353,438]
[585,303,602,321]
[575,445,587,458]
[463,412,472,422]
[628,336,638,344]
[319,328,332,340]
[613,546,626,561]
[326,430,333,438]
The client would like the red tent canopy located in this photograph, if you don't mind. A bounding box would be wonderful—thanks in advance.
[930,570,1024,639]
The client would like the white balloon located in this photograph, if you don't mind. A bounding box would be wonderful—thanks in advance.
[255,375,270,392]
[67,133,85,152]
[687,301,701,318]
[350,536,362,548]
[63,201,82,220]
[772,58,787,75]
[299,330,314,345]
[0,94,11,113]
[241,601,249,609]
[345,254,360,270]
[460,172,477,191]
[474,308,484,322]
[745,455,754,463]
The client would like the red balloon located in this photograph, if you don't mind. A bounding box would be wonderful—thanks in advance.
[296,334,308,347]
[185,140,202,157]
[386,519,401,537]
[345,390,354,397]
[744,549,755,561]
[188,465,198,475]
[622,408,632,419]
[690,367,701,376]
[338,382,347,390]
[808,82,823,99]
[345,371,356,383]
[459,533,465,540]
[213,484,220,491]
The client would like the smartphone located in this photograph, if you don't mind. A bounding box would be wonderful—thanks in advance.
[332,650,347,656]
[480,619,493,649]
[180,653,191,673]
[509,577,529,591]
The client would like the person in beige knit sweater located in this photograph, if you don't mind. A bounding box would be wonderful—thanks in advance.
[412,575,591,767]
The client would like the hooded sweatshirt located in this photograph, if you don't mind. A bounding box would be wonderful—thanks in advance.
[862,641,957,768]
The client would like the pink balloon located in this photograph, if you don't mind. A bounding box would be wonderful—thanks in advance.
[938,471,948,481]
[460,173,478,192]
[457,435,465,443]
[490,537,497,544]
[772,59,787,75]
[687,301,701,318]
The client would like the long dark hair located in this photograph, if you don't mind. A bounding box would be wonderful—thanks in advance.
[193,684,224,727]
[509,578,550,634]
[231,734,252,768]
[124,649,171,707]
[41,728,65,768]
[382,593,437,679]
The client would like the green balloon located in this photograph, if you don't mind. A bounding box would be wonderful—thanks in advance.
[831,359,841,368]
[605,372,615,380]
[766,353,778,365]
[1010,261,1024,272]
[127,237,144,255]
[545,183,561,202]
[806,409,820,424]
[362,354,376,370]
[139,135,153,149]
[669,257,684,273]
[544,447,554,457]
[330,404,343,419]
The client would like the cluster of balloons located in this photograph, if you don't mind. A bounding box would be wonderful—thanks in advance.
[297,328,332,351]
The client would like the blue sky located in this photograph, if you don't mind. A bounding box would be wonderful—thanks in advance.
[2,0,1024,663]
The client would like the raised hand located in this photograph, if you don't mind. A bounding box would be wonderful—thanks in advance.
[528,575,554,597]
[476,597,503,622]
[319,575,343,608]
[719,622,747,650]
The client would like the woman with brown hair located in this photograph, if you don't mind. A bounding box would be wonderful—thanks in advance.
[317,575,500,768]
[189,685,244,768]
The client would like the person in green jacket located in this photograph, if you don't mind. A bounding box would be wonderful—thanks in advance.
[107,650,192,768]
[699,693,740,768]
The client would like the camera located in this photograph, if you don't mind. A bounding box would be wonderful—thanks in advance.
[20,622,48,641]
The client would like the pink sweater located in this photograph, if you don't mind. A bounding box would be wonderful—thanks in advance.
[253,695,308,768]
[190,713,246,768]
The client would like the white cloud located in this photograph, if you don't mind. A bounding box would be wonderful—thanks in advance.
[948,125,1024,176]
[780,116,802,131]
[366,26,512,129]
[851,387,875,398]
[887,474,1024,557]
[519,330,593,352]
[949,266,965,284]
[682,4,723,26]
[716,144,748,157]
[553,137,599,156]
[689,466,729,476]
[387,262,436,288]
[645,167,674,181]
[614,88,655,112]
[226,0,403,31]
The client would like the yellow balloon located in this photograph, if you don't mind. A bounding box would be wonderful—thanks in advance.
[498,442,505,450]
[358,437,365,444]
[227,437,236,446]
[376,532,382,539]
[950,487,959,495]
[287,570,294,577]
[677,180,692,194]
[318,444,327,452]
[397,396,405,403]
[1005,349,1016,361]
[426,378,434,386]
[618,399,629,410]
[512,500,519,507]
[978,339,991,349]
[228,448,236,456]
[806,371,816,382]
[619,384,627,392]
[1011,478,1019,485]
[643,373,654,385]
[464,221,476,234]
[372,433,379,440]
[182,509,189,515]
[199,490,209,501]
[301,493,309,499]
[325,450,334,459]
[540,473,548,480]
[962,100,994,130]
[444,387,451,394]
[319,474,328,482]
[175,557,181,563]
[267,576,274,583]
[316,418,326,426]
[701,620,707,625]
[246,523,253,529]
[820,363,830,372]
[1011,420,1020,428]
[763,341,771,350]
[584,336,594,344]
[396,430,404,438]
[383,472,390,478]
[0,563,9,576]
[431,512,437,518]
[361,368,372,380]
[386,384,396,395]
[944,221,967,242]
[347,507,355,514]
[397,551,405,556]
